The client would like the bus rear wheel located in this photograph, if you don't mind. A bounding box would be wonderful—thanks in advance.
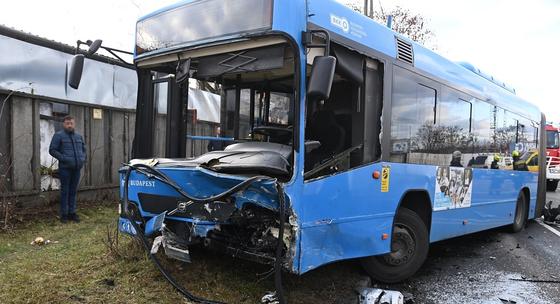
[361,208,429,283]
[511,191,528,233]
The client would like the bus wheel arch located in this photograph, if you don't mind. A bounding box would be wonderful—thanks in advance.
[396,190,433,234]
[511,188,529,232]
[360,191,432,283]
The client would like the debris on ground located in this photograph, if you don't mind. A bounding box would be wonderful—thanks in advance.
[261,291,279,304]
[30,237,58,246]
[543,201,560,223]
[356,288,406,304]
[498,296,517,303]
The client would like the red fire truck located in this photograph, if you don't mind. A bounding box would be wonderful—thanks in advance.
[546,124,560,191]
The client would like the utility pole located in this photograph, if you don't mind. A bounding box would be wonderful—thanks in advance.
[364,0,369,17]
[363,0,375,18]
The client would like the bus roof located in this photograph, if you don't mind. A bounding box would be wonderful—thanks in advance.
[308,0,542,122]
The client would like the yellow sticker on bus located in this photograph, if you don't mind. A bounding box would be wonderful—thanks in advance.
[381,166,390,192]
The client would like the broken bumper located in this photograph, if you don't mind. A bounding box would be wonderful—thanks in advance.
[118,216,138,237]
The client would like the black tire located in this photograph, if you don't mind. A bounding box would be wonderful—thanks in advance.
[511,191,528,233]
[361,208,429,283]
[547,180,559,192]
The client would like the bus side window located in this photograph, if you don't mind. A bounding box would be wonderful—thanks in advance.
[473,100,494,147]
[304,44,383,180]
[436,89,472,167]
[362,59,383,163]
[390,67,437,164]
[153,80,169,158]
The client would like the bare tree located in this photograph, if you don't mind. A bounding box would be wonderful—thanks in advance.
[414,123,471,153]
[0,151,14,230]
[0,92,15,230]
[342,1,435,47]
[372,7,434,45]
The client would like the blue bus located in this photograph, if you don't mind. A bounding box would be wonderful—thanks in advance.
[71,0,547,293]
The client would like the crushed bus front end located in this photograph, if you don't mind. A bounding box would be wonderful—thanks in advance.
[118,155,298,271]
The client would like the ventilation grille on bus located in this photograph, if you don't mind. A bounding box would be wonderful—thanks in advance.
[395,37,414,65]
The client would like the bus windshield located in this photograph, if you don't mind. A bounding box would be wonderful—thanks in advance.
[547,129,559,149]
[143,42,297,179]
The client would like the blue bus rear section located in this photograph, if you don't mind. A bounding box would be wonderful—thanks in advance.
[120,0,546,278]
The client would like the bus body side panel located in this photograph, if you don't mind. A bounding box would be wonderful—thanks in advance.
[298,162,539,273]
[431,169,538,241]
[298,162,436,273]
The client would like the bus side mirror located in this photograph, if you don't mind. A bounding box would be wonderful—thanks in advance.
[68,39,103,89]
[68,54,85,89]
[307,56,336,101]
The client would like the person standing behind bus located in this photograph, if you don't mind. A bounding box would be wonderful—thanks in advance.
[207,126,227,152]
[49,116,87,223]
[491,154,500,169]
[450,151,463,167]
[512,150,521,170]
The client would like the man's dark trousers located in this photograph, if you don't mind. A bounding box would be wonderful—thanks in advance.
[59,168,80,217]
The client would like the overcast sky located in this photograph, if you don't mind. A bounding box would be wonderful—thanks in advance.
[1,0,558,122]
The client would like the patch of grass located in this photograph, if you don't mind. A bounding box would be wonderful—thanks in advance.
[0,203,364,303]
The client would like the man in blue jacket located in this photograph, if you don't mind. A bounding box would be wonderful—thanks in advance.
[49,116,87,223]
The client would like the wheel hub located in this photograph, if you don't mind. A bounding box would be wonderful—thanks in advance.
[383,226,415,266]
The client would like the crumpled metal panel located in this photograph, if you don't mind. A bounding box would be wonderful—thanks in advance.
[0,35,137,109]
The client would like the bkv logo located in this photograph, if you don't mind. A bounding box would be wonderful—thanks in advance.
[330,14,349,33]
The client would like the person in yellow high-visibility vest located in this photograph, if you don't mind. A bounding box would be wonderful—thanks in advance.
[512,150,521,170]
[491,154,501,169]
